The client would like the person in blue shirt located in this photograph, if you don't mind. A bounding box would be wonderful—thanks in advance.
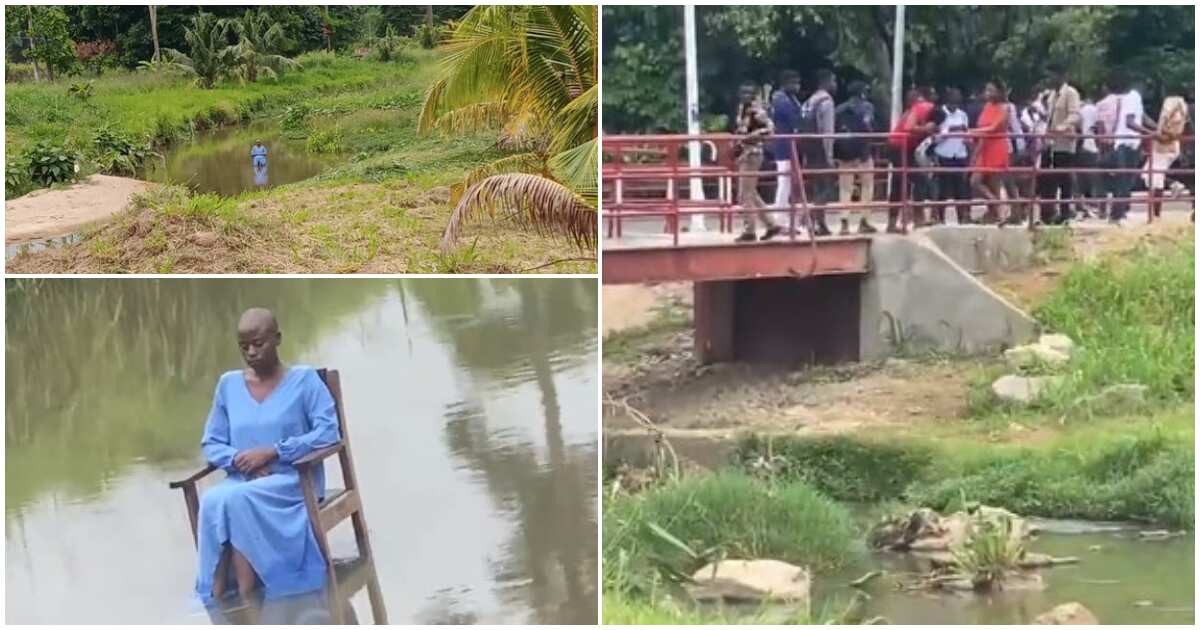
[251,141,268,168]
[770,70,803,223]
[194,308,340,616]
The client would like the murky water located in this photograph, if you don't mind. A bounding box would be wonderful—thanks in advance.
[144,121,327,196]
[5,278,598,624]
[817,527,1194,625]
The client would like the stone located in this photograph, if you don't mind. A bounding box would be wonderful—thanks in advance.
[1038,333,1076,356]
[688,559,811,604]
[1005,344,1071,369]
[1017,553,1079,569]
[992,375,1062,404]
[1032,602,1098,624]
[191,231,220,247]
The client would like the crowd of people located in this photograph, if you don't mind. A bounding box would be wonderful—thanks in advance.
[730,64,1194,241]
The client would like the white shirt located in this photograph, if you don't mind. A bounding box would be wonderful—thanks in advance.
[1078,102,1098,153]
[934,106,969,159]
[1113,90,1144,150]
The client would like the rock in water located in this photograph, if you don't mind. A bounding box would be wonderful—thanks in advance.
[992,375,1062,404]
[1032,602,1099,624]
[688,559,811,605]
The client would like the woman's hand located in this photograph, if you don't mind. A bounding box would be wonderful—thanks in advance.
[233,446,278,474]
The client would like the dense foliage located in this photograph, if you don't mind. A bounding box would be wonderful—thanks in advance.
[5,5,471,73]
[603,5,1194,133]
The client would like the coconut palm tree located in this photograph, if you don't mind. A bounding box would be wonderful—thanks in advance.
[222,9,298,84]
[148,5,160,63]
[419,5,597,254]
[161,13,235,89]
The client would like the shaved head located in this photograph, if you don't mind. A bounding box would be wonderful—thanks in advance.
[236,308,282,374]
[238,307,278,335]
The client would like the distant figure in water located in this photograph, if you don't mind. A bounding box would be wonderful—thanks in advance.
[251,141,268,168]
[194,307,340,618]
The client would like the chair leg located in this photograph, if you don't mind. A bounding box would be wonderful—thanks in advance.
[365,558,387,624]
[325,556,344,624]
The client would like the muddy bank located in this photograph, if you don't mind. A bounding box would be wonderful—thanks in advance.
[5,175,155,246]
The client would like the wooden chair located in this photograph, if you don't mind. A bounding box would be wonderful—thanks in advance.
[169,368,386,624]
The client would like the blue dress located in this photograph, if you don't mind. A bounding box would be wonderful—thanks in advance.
[251,145,268,168]
[194,365,340,605]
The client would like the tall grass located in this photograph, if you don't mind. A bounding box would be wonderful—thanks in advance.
[1032,236,1194,414]
[604,472,856,598]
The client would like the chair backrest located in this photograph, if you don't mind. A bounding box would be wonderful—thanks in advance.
[315,368,349,440]
[315,368,359,493]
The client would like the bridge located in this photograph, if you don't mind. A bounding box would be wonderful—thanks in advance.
[602,132,1194,364]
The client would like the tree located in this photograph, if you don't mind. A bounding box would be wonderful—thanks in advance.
[27,6,77,80]
[222,9,298,84]
[161,12,235,89]
[419,5,597,255]
[148,5,160,62]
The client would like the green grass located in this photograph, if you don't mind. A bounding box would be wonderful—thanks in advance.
[968,234,1194,421]
[5,54,429,155]
[604,472,856,598]
[731,405,1193,528]
[602,592,854,625]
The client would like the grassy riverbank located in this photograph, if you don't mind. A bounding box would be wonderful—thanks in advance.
[6,49,596,273]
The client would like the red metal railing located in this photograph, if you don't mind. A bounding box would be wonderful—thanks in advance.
[602,132,1195,244]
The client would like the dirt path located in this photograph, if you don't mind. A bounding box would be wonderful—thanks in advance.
[5,175,155,244]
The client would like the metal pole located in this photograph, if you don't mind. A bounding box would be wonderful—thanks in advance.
[684,4,707,232]
[890,5,905,127]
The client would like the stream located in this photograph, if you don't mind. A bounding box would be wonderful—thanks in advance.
[144,120,328,197]
[6,278,598,624]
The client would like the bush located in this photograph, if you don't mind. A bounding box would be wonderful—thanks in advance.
[280,103,312,132]
[24,141,78,187]
[604,473,856,596]
[306,125,343,154]
[414,22,439,49]
[67,81,94,100]
[295,50,339,69]
[6,159,31,199]
[91,126,152,176]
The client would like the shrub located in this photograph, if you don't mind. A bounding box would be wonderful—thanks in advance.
[91,126,152,176]
[24,141,78,187]
[414,22,439,49]
[306,125,343,154]
[6,159,31,199]
[67,81,94,100]
[280,103,312,132]
[295,50,338,69]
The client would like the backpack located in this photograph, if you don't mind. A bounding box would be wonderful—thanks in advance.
[798,92,831,161]
[834,101,872,161]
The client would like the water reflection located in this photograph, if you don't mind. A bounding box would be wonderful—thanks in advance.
[144,121,327,196]
[207,559,386,625]
[5,278,598,624]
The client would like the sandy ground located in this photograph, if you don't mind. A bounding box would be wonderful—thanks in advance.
[602,212,1192,442]
[5,175,155,244]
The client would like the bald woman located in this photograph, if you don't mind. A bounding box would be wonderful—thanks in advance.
[194,308,340,609]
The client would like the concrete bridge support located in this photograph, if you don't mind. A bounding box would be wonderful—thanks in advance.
[693,231,1038,365]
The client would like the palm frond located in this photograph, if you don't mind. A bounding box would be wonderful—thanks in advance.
[430,102,515,135]
[450,152,550,205]
[548,138,597,203]
[441,173,596,253]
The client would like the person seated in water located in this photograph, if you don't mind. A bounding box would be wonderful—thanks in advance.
[251,141,268,168]
[194,308,340,609]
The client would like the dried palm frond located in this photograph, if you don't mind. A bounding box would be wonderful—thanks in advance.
[441,173,595,253]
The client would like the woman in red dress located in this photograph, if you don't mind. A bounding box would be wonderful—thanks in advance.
[970,80,1012,225]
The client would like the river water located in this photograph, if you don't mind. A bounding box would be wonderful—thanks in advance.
[144,121,327,197]
[5,278,598,624]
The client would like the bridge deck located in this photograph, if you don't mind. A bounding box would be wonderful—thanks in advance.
[602,232,871,284]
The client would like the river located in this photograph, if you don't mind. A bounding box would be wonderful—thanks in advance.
[5,278,598,624]
[144,120,328,197]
